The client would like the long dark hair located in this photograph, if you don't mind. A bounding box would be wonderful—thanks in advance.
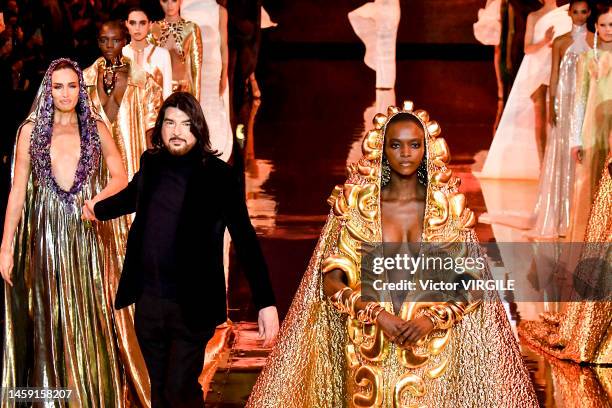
[150,92,219,157]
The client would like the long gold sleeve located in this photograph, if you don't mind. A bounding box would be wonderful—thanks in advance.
[144,79,163,133]
[189,24,203,100]
[424,300,481,330]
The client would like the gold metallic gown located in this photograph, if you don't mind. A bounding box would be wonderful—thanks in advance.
[83,57,162,180]
[246,102,538,407]
[150,19,202,99]
[83,57,163,408]
[519,154,612,364]
[2,119,126,407]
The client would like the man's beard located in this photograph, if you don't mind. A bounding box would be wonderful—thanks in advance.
[166,138,195,156]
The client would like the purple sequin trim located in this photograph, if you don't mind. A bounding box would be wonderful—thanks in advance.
[29,58,101,206]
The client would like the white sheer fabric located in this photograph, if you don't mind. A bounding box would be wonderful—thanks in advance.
[348,0,400,89]
[479,5,572,180]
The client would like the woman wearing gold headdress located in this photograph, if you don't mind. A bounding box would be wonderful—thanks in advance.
[150,0,203,99]
[246,102,538,407]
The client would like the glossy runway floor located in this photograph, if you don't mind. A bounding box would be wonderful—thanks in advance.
[206,52,611,407]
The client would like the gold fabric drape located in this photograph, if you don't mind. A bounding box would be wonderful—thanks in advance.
[83,57,162,180]
[246,101,538,407]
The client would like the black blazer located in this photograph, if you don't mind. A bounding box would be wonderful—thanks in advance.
[95,150,276,329]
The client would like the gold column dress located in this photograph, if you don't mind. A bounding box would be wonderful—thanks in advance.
[246,102,539,407]
[2,59,127,407]
[83,57,163,408]
[150,19,203,100]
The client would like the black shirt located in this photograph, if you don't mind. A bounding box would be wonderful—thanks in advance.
[141,148,200,299]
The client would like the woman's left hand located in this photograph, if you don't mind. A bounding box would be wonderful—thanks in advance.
[393,316,435,348]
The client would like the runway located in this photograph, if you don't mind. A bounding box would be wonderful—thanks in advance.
[213,42,611,407]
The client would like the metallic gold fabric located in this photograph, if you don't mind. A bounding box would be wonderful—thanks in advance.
[84,57,163,408]
[2,120,127,407]
[526,342,612,407]
[520,154,612,364]
[84,57,162,180]
[247,101,538,407]
[150,19,203,100]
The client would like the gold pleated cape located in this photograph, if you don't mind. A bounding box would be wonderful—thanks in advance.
[246,102,538,407]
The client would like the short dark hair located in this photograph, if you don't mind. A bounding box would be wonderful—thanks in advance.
[100,19,129,40]
[150,92,220,157]
[125,6,151,21]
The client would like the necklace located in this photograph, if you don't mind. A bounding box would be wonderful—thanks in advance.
[159,18,186,62]
[102,58,127,96]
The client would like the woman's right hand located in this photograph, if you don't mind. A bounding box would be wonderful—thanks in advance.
[0,248,14,287]
[544,26,555,44]
[377,311,414,349]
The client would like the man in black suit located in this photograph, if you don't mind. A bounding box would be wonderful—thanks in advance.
[83,92,279,408]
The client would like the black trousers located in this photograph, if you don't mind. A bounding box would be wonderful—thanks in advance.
[135,292,215,408]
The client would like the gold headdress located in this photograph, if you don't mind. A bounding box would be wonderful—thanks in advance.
[323,101,476,289]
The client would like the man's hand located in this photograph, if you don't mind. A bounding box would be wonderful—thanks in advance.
[571,146,583,163]
[258,305,279,347]
[81,200,99,222]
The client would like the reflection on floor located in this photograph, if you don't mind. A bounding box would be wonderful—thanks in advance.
[202,58,610,407]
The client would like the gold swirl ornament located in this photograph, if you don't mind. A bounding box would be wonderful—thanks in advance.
[430,137,451,168]
[392,302,452,407]
[353,365,383,408]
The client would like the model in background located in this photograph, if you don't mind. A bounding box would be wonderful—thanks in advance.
[529,0,591,239]
[123,7,173,99]
[181,0,233,161]
[479,2,571,179]
[84,20,162,180]
[151,0,202,99]
[568,3,612,242]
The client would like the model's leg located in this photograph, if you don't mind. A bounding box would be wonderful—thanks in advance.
[532,84,549,163]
